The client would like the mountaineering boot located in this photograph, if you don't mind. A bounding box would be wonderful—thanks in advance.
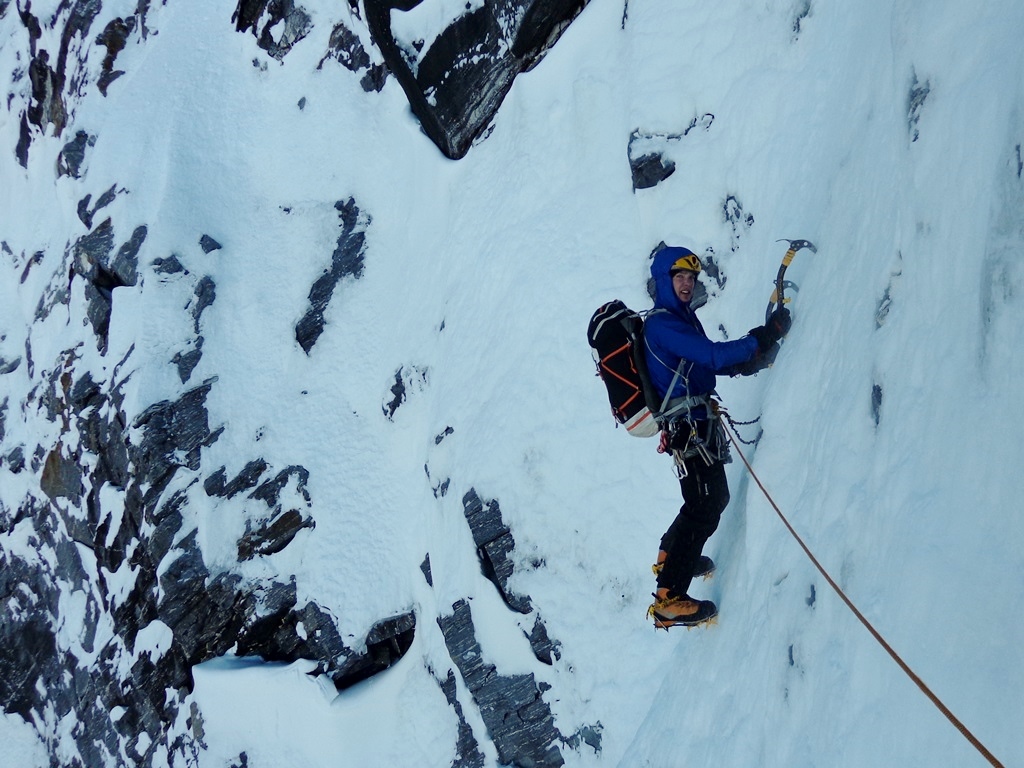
[647,589,718,630]
[694,555,715,578]
[652,553,715,579]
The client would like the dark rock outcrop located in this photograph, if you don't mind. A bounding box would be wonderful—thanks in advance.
[77,184,122,228]
[0,356,21,375]
[462,488,532,613]
[364,0,591,159]
[383,365,428,420]
[171,274,216,383]
[199,234,223,253]
[238,509,314,559]
[527,614,558,665]
[70,218,147,353]
[333,612,417,690]
[459,489,561,664]
[436,667,487,768]
[318,19,389,92]
[14,0,106,165]
[233,0,313,60]
[418,484,572,763]
[153,255,187,275]
[0,350,420,765]
[205,459,270,498]
[57,130,96,178]
[131,379,221,488]
[295,198,371,354]
[628,115,715,190]
[96,15,137,94]
[907,69,930,143]
[723,194,754,252]
[439,599,564,768]
[630,151,676,190]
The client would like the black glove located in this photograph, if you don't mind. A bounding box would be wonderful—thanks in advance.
[757,341,780,369]
[726,342,780,376]
[748,325,776,353]
[767,306,792,339]
[748,307,792,352]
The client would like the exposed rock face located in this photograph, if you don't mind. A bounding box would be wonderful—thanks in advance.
[58,130,96,178]
[1,2,598,764]
[71,218,147,354]
[171,274,216,384]
[364,0,591,158]
[428,488,581,763]
[295,198,371,354]
[0,202,415,765]
[13,0,593,165]
[0,360,423,766]
[438,599,564,768]
[319,18,390,91]
[462,488,533,613]
[0,330,428,764]
[2,221,583,767]
[232,0,314,60]
[435,668,487,768]
[628,114,715,191]
[207,464,317,560]
[383,365,429,420]
[630,150,676,190]
[14,0,152,167]
[95,15,137,95]
[2,207,588,768]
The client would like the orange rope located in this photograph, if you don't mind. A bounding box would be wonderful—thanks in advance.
[722,418,1004,768]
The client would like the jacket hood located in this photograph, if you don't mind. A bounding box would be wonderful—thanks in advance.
[650,245,697,313]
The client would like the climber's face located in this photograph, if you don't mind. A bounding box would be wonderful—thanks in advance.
[672,270,697,304]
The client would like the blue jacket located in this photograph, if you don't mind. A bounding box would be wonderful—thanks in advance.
[644,246,759,405]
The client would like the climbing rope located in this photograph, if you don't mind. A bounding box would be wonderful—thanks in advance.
[720,418,1004,768]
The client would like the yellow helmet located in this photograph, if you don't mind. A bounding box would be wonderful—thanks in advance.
[669,252,703,274]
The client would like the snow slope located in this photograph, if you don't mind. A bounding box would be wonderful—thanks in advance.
[2,0,1023,766]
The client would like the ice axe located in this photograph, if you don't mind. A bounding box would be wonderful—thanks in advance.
[766,238,817,324]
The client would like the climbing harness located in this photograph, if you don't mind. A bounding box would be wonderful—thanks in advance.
[645,337,730,477]
[720,417,1005,768]
[662,396,730,477]
[765,238,817,324]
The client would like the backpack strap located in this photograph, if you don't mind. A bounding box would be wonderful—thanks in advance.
[658,362,687,418]
[641,309,691,422]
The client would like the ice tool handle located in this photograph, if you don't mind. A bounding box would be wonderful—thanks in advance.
[765,239,817,324]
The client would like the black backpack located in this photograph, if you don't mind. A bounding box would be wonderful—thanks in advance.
[587,300,663,437]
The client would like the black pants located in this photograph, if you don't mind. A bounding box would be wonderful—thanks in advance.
[656,455,730,598]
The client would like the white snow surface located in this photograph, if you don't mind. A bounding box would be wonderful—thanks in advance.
[2,0,1024,766]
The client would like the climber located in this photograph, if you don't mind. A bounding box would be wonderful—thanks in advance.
[644,245,790,628]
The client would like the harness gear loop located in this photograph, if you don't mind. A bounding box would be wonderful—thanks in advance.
[663,392,730,477]
[720,417,1005,768]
